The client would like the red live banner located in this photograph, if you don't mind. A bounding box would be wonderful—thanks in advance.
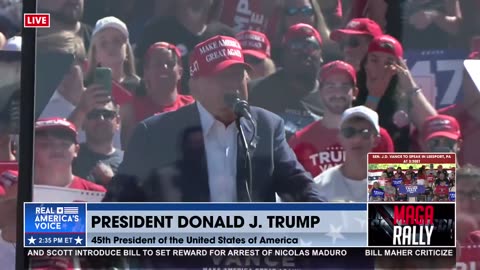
[368,153,456,164]
[24,13,50,28]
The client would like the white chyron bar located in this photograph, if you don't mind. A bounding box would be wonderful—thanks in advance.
[24,203,367,248]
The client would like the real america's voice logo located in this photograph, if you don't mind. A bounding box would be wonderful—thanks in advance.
[24,203,87,247]
[34,206,80,230]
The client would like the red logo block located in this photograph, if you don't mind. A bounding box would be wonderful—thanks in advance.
[24,13,50,28]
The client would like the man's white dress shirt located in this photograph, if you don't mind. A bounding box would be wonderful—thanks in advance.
[197,102,238,202]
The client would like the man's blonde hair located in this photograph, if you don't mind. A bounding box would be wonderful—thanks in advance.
[254,58,276,79]
[36,31,86,60]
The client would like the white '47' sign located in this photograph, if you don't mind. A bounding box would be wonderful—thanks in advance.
[405,50,467,108]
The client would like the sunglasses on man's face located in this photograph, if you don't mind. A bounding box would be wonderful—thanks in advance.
[286,39,321,53]
[341,37,361,48]
[340,127,375,139]
[427,138,456,150]
[285,6,314,16]
[87,109,117,121]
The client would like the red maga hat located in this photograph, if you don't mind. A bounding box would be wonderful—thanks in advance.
[35,117,78,142]
[368,35,403,58]
[235,30,271,60]
[330,18,383,41]
[319,60,357,85]
[189,35,251,78]
[145,42,182,63]
[283,23,322,46]
[422,115,461,142]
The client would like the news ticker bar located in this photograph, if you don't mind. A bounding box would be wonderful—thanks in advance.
[26,247,456,258]
[27,248,456,270]
[26,247,455,269]
[26,247,456,268]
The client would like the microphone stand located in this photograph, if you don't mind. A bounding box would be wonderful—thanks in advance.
[235,118,253,202]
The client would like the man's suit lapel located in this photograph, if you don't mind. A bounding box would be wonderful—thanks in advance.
[178,103,210,202]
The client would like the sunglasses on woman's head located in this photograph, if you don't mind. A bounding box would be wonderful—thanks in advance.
[340,126,374,139]
[244,55,264,65]
[87,109,117,120]
[285,6,314,16]
[341,38,361,48]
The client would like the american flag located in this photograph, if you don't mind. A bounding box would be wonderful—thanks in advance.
[62,207,79,215]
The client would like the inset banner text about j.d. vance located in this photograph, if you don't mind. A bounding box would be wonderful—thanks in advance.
[368,153,456,202]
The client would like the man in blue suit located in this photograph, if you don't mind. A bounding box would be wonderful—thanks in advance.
[106,35,323,203]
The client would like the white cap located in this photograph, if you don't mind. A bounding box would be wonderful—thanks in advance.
[340,105,380,134]
[3,36,21,51]
[92,16,129,39]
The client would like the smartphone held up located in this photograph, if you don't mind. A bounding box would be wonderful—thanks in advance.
[93,67,113,96]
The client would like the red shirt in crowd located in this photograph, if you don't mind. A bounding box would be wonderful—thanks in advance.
[0,173,104,194]
[403,178,412,185]
[288,120,394,177]
[427,174,435,185]
[69,176,106,192]
[132,94,195,122]
[434,185,449,196]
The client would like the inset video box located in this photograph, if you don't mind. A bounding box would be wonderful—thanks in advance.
[367,153,456,202]
[368,203,455,247]
[367,153,456,248]
[24,203,368,248]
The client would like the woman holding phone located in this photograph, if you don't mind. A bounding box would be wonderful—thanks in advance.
[68,16,140,150]
[354,35,437,151]
[85,16,140,93]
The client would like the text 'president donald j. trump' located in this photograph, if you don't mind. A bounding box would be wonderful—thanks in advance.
[105,35,323,203]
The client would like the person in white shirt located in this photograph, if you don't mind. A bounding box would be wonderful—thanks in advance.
[0,236,15,270]
[2,35,21,51]
[314,106,380,202]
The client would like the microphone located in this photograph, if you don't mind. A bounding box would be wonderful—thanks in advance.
[224,91,253,122]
